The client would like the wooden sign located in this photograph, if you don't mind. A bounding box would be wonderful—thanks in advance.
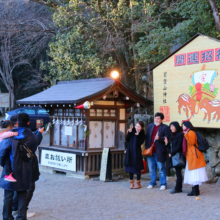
[100,148,109,181]
[153,35,220,128]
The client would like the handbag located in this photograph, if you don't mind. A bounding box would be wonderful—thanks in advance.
[142,142,154,156]
[171,152,186,167]
[19,140,35,162]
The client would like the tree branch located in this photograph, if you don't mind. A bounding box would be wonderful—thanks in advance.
[208,0,220,33]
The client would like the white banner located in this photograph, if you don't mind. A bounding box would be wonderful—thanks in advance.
[41,149,76,172]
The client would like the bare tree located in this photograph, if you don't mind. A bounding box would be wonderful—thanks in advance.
[208,0,220,33]
[0,0,54,108]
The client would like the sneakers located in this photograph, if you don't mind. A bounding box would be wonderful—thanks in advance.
[147,185,156,189]
[12,210,18,216]
[27,212,36,218]
[160,185,167,190]
[4,173,17,182]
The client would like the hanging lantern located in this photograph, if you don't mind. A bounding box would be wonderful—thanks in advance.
[75,101,91,109]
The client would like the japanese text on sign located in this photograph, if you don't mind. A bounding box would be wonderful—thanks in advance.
[175,47,219,66]
[159,106,170,122]
[41,150,76,171]
[163,72,167,104]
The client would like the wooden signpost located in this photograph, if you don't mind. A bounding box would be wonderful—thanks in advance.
[100,148,112,181]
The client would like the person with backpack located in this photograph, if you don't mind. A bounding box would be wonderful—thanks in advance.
[10,114,44,218]
[0,113,43,220]
[182,121,208,196]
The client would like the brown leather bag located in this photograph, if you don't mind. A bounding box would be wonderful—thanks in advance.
[142,143,154,156]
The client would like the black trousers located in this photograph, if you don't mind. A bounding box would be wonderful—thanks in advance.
[129,173,141,181]
[174,167,183,191]
[3,189,27,220]
[12,182,35,212]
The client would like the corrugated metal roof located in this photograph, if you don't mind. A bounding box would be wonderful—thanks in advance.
[17,77,153,105]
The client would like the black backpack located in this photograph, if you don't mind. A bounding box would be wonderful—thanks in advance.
[194,132,210,155]
[19,140,35,162]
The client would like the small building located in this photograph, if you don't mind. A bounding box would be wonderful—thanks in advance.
[17,77,152,178]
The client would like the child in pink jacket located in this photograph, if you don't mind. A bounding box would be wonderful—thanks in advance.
[0,120,18,182]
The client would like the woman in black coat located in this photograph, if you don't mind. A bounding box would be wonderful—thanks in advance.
[165,121,184,194]
[124,121,145,189]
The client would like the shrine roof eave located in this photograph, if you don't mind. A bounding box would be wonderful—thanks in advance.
[16,77,153,106]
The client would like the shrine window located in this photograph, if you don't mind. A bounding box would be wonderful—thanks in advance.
[88,120,116,149]
[52,108,86,149]
[90,109,116,117]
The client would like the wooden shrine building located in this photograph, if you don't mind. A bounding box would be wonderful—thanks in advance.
[17,77,152,178]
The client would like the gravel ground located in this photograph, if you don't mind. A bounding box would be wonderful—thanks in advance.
[0,172,220,220]
[0,133,220,219]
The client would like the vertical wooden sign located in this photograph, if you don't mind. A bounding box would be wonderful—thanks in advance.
[100,148,109,181]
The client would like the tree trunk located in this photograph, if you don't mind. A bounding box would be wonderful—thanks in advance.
[208,0,220,33]
[10,90,15,109]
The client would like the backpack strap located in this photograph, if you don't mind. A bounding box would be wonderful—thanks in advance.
[194,145,198,158]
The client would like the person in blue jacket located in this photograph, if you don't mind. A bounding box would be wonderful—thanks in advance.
[0,113,43,220]
[10,113,44,218]
[145,112,170,190]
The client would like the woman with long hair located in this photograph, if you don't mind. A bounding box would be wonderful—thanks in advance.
[165,121,184,194]
[182,121,208,196]
[124,121,145,189]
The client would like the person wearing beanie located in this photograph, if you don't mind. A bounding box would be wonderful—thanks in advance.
[165,121,184,194]
[182,121,208,196]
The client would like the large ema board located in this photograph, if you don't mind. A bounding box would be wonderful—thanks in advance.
[153,34,220,128]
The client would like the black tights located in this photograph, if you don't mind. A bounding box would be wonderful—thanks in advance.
[129,173,141,181]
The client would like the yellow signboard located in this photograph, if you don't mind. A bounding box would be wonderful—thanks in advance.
[153,35,220,128]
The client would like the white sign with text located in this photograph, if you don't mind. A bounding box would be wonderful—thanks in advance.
[41,149,76,171]
[100,148,109,181]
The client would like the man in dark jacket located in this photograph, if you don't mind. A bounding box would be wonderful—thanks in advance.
[145,112,170,190]
[10,114,44,218]
[0,113,43,220]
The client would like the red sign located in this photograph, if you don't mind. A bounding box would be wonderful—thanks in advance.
[174,53,186,66]
[159,106,170,122]
[200,49,214,63]
[215,48,220,61]
[175,48,220,66]
[187,51,199,65]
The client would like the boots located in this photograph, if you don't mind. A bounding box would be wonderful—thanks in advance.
[194,185,200,196]
[187,185,200,196]
[129,180,134,189]
[134,180,141,189]
[187,186,195,196]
